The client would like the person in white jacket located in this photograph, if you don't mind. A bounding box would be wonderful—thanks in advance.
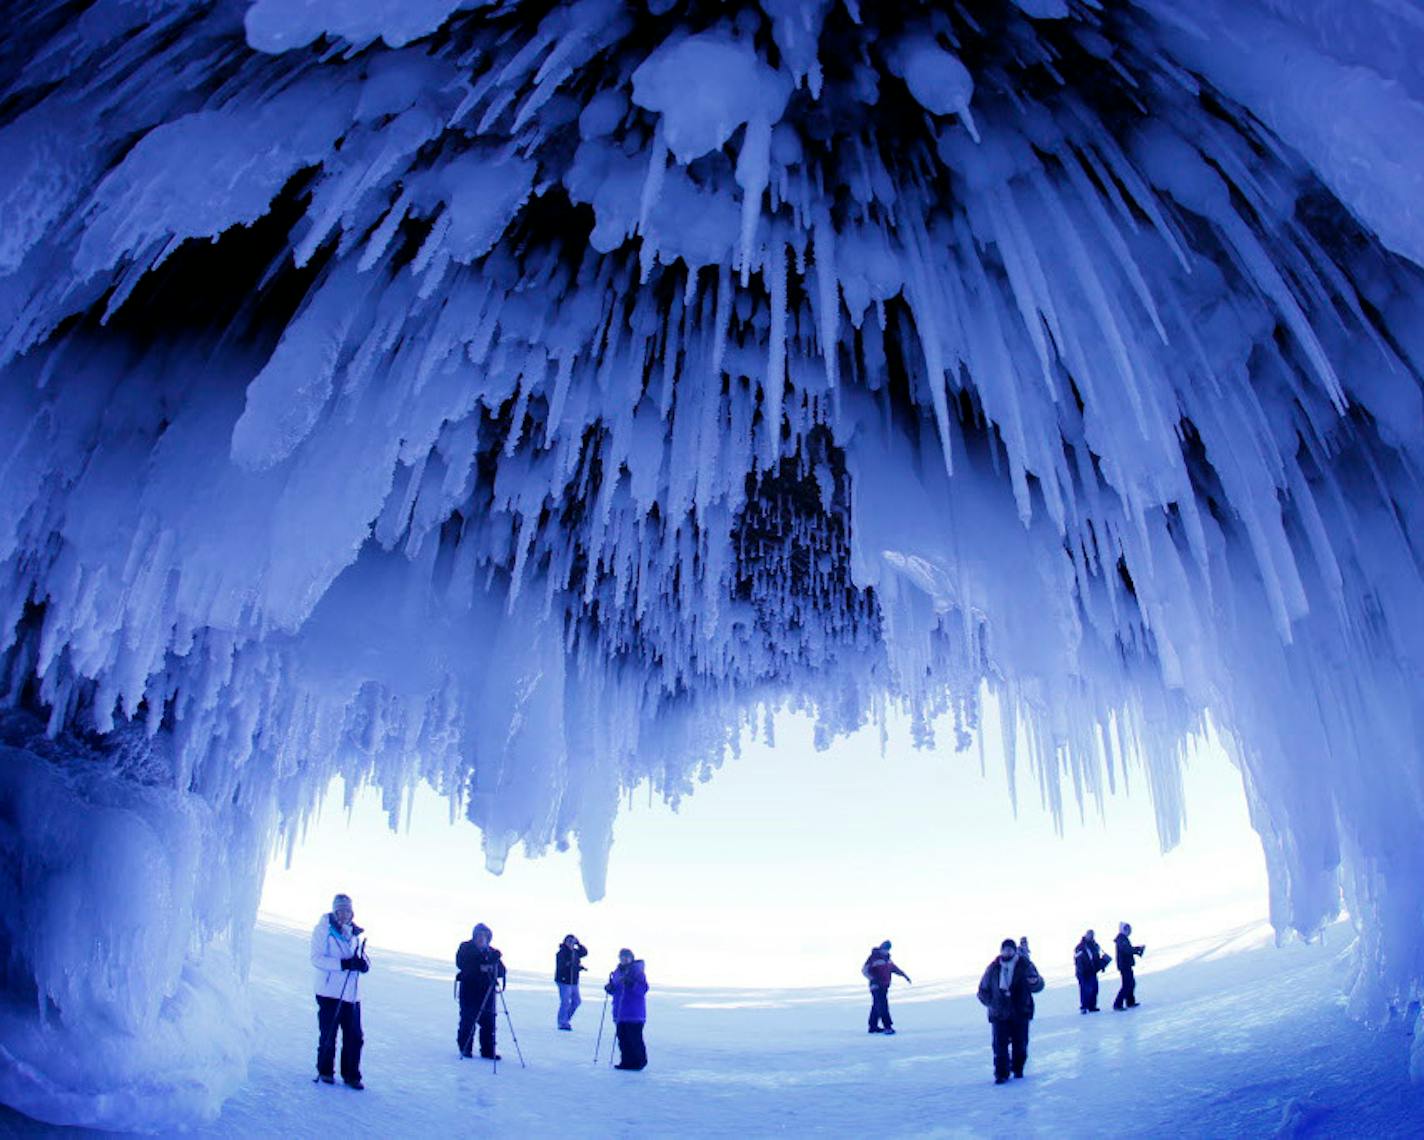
[310,892,369,1088]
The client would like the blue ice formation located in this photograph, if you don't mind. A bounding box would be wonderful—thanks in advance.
[1,0,1423,1125]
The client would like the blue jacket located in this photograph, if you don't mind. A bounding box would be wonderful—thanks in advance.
[605,961,649,1022]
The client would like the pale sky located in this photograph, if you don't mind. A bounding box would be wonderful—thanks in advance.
[260,703,1270,988]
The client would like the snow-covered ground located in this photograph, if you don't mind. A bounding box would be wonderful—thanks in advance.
[5,919,1422,1137]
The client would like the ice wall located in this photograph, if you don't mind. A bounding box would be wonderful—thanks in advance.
[1,0,1423,1125]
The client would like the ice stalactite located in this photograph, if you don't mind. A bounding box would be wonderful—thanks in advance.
[1,0,1424,1125]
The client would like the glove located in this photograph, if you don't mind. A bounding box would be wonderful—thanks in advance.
[904,977,913,985]
[340,956,368,973]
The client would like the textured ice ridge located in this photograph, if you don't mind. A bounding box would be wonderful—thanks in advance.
[2,0,1424,1124]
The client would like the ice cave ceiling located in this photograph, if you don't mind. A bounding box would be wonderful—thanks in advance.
[2,0,1424,1120]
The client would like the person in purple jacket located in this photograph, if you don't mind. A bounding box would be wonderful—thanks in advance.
[605,948,649,1070]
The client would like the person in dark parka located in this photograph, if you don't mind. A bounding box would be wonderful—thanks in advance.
[555,933,588,1029]
[1112,921,1146,1010]
[456,922,507,1058]
[862,941,912,1035]
[605,948,650,1070]
[977,938,1045,1083]
[1074,929,1111,1012]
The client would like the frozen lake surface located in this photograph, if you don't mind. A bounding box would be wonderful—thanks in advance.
[6,919,1423,1137]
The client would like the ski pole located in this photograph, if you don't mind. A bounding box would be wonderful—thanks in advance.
[593,992,609,1064]
[313,964,355,1083]
[499,986,527,1069]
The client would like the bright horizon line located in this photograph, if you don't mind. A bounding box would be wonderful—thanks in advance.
[255,910,1285,993]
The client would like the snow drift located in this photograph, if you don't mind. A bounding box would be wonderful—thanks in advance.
[1,0,1423,1126]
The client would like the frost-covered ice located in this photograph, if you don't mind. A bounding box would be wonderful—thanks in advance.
[7,920,1424,1138]
[3,0,1424,1128]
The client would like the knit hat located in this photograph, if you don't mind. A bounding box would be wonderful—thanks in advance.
[879,940,892,951]
[332,893,353,911]
[1001,938,1017,951]
[472,922,492,939]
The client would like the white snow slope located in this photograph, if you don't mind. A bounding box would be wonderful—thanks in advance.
[4,0,1424,1126]
[5,919,1423,1138]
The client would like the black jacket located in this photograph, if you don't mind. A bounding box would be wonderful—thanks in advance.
[1074,937,1109,979]
[555,943,588,985]
[456,942,507,1003]
[977,954,1044,1023]
[1115,932,1144,973]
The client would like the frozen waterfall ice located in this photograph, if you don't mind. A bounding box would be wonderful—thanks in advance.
[1,0,1424,1127]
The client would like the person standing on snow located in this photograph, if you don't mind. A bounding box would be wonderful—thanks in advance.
[1074,929,1111,1012]
[605,948,649,1070]
[555,933,589,1030]
[310,892,369,1089]
[862,940,912,1035]
[456,922,507,1059]
[1112,921,1146,1010]
[976,937,1044,1084]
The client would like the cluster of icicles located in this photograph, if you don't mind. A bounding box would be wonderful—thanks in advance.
[1,0,1424,1082]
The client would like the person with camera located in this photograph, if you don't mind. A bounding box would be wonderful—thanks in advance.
[976,937,1044,1083]
[456,922,507,1059]
[1073,929,1112,1013]
[310,892,369,1089]
[605,948,650,1070]
[555,933,589,1030]
[1112,921,1146,1010]
[862,940,912,1035]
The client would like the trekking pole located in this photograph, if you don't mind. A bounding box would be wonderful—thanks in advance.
[593,992,609,1064]
[312,965,355,1083]
[498,986,527,1069]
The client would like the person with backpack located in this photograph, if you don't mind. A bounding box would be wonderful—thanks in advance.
[555,933,589,1030]
[1113,921,1146,1010]
[976,937,1045,1083]
[605,948,649,1070]
[862,940,912,1035]
[310,892,369,1089]
[1074,929,1111,1013]
[456,922,507,1059]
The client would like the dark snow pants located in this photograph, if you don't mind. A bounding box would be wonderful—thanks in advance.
[315,997,363,1081]
[615,1020,647,1070]
[1113,968,1138,1009]
[458,988,498,1057]
[868,985,893,1031]
[991,1017,1029,1080]
[1077,973,1099,1011]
